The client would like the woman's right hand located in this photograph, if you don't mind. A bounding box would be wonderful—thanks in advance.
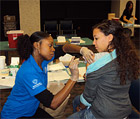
[69,56,79,81]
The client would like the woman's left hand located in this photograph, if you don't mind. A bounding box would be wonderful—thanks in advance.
[76,106,81,112]
[76,103,87,112]
[133,16,137,20]
[80,47,94,64]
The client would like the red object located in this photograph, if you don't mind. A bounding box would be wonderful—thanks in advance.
[22,59,25,64]
[112,17,119,21]
[7,30,24,48]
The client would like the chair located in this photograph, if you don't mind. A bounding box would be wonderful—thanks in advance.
[59,20,76,37]
[128,78,140,118]
[44,21,58,38]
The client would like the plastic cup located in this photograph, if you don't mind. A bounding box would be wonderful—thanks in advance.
[0,56,6,70]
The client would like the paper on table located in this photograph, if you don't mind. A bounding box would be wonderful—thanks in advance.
[48,62,65,71]
[0,76,15,87]
[57,36,66,43]
[59,54,72,61]
[79,67,86,80]
[80,39,85,43]
[48,70,70,82]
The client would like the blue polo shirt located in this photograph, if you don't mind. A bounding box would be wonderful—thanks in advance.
[1,55,54,118]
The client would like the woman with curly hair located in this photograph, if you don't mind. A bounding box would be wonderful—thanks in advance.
[120,1,137,24]
[68,20,139,119]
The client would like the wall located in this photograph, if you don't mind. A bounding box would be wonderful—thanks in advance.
[19,0,40,35]
[40,1,111,39]
[135,0,140,24]
[111,0,120,17]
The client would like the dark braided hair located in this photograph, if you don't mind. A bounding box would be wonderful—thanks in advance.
[17,31,50,60]
[92,20,139,85]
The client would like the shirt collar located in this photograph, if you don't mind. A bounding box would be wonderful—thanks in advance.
[29,55,55,73]
[29,55,43,73]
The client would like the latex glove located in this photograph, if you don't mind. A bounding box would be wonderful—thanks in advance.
[80,47,94,64]
[69,56,79,81]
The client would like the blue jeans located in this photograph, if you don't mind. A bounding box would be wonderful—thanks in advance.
[73,95,81,113]
[68,108,96,119]
[68,95,96,119]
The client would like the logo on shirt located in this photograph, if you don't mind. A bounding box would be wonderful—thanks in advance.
[32,79,38,84]
[32,79,42,89]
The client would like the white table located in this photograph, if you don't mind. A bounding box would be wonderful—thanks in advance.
[0,62,86,89]
[0,76,15,89]
[123,24,140,28]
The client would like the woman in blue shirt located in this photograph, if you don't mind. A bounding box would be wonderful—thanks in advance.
[1,31,94,118]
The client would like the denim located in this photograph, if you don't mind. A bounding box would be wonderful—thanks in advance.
[68,108,96,119]
[72,95,81,113]
[68,95,96,119]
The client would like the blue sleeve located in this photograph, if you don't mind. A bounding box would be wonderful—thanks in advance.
[80,94,91,108]
[23,73,46,96]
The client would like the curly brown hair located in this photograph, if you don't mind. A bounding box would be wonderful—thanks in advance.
[93,20,140,85]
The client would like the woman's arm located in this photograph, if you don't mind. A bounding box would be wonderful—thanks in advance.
[133,16,137,20]
[123,16,133,24]
[62,44,81,53]
[63,44,94,64]
[50,56,79,109]
[35,80,76,109]
[50,79,76,109]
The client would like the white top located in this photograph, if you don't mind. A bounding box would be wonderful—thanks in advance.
[94,52,109,61]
